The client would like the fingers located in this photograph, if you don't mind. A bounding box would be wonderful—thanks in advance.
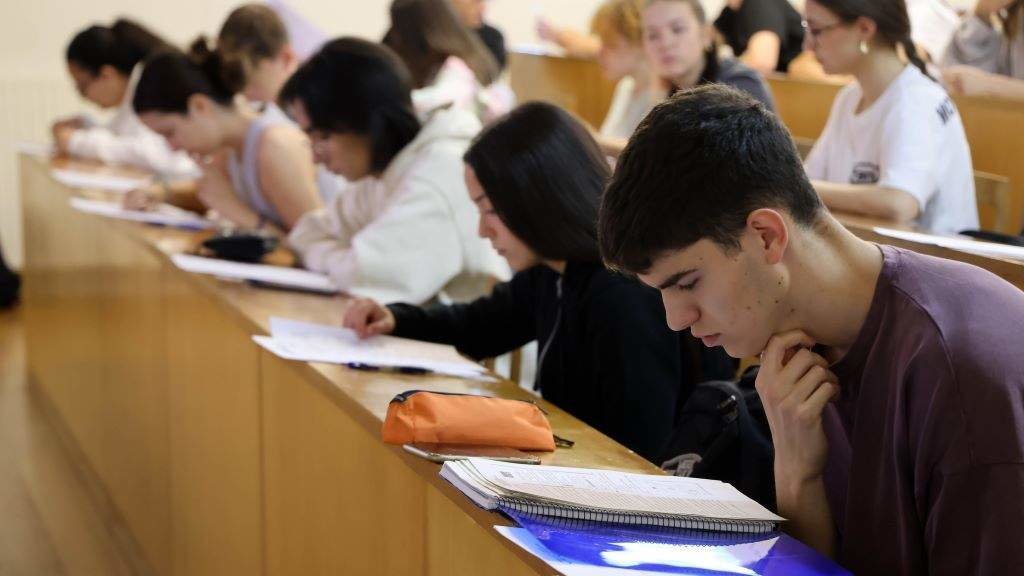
[803,380,839,416]
[761,329,816,369]
[779,348,829,387]
[791,362,838,405]
[343,299,388,339]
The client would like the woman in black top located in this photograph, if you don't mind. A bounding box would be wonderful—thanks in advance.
[714,0,806,73]
[343,102,735,461]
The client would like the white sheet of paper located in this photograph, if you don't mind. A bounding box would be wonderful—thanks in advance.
[70,197,213,230]
[171,253,339,293]
[51,168,151,194]
[253,316,489,379]
[874,227,1024,262]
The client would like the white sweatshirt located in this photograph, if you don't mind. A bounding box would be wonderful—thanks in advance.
[287,107,510,305]
[411,56,514,123]
[67,65,199,180]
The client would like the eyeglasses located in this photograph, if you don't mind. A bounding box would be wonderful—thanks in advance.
[801,20,845,40]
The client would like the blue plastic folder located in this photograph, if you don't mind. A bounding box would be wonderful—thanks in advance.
[500,508,850,575]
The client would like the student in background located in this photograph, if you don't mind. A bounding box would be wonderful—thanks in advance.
[215,3,298,105]
[383,0,510,121]
[643,0,776,110]
[131,41,321,232]
[55,19,197,179]
[216,3,343,203]
[803,0,977,235]
[592,0,659,144]
[343,102,735,461]
[280,38,507,305]
[905,0,960,62]
[714,0,806,74]
[942,0,1024,99]
[450,0,507,71]
[600,83,1024,576]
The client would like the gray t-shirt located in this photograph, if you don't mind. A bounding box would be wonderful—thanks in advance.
[823,245,1024,574]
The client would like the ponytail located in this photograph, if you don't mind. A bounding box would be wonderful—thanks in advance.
[133,38,244,115]
[900,37,933,82]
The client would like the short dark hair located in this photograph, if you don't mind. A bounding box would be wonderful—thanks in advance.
[279,37,421,173]
[464,102,609,263]
[133,38,245,114]
[67,19,169,76]
[599,84,823,274]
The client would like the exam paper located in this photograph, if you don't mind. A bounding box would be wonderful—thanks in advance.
[70,197,213,230]
[51,168,151,194]
[875,228,1024,262]
[253,316,490,379]
[171,254,339,293]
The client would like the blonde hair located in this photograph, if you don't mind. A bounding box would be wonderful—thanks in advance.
[591,0,645,47]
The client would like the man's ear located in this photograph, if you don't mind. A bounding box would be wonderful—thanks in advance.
[746,208,789,265]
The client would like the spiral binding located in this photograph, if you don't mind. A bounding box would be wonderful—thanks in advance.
[499,497,776,534]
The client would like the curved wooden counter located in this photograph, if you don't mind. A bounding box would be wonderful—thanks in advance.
[20,154,658,576]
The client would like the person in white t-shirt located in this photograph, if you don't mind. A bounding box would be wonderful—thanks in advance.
[803,0,977,235]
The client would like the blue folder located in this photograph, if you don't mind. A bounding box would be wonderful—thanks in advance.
[502,508,850,575]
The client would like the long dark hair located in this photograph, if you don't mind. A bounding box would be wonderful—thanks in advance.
[464,102,609,264]
[644,0,720,94]
[66,19,169,76]
[278,37,421,173]
[383,0,499,88]
[133,38,245,114]
[813,0,931,80]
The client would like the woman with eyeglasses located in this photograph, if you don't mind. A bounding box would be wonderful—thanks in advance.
[802,0,977,235]
[55,20,197,179]
[942,0,1024,100]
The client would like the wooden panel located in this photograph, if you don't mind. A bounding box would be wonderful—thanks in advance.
[509,50,617,129]
[261,351,426,576]
[165,272,264,576]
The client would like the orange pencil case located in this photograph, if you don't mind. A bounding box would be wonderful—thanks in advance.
[382,390,556,452]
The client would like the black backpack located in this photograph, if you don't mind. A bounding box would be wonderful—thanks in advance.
[0,244,19,309]
[658,367,776,511]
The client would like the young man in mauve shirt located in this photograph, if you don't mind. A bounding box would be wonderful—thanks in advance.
[599,84,1024,575]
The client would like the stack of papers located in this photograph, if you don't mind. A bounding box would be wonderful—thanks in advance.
[171,254,339,294]
[254,317,491,380]
[441,458,783,533]
[51,168,151,194]
[875,228,1024,262]
[70,197,213,230]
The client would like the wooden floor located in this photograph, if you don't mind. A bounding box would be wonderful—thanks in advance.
[0,307,134,576]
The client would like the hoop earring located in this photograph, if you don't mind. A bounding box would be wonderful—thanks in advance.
[859,40,870,55]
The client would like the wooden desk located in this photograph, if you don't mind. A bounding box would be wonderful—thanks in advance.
[20,154,658,576]
[508,50,1024,233]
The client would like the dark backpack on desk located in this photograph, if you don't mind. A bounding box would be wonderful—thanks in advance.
[0,244,19,309]
[659,367,776,511]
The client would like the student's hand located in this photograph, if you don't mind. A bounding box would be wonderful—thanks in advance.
[123,185,163,211]
[536,17,559,43]
[943,65,996,96]
[343,298,396,339]
[52,124,78,155]
[755,330,838,494]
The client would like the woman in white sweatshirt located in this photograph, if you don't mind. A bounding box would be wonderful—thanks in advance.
[280,38,507,305]
[56,19,197,179]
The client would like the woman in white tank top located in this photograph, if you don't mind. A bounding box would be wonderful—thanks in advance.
[130,38,320,232]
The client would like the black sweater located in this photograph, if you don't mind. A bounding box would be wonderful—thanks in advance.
[389,262,735,461]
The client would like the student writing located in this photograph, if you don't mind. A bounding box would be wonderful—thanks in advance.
[343,102,735,461]
[55,19,197,179]
[803,0,978,235]
[281,38,506,304]
[131,40,321,232]
[600,83,1024,575]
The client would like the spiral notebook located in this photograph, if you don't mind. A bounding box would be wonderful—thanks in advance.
[440,458,784,534]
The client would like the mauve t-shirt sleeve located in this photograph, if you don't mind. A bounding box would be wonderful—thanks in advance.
[926,465,1024,574]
